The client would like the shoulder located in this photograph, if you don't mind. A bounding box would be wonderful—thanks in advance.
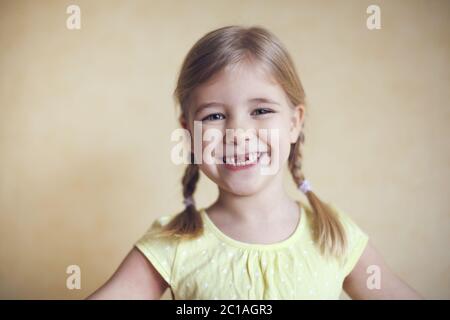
[327,203,370,276]
[298,200,368,233]
[147,212,179,231]
[322,202,368,236]
[136,211,179,239]
[136,211,186,249]
[300,200,369,242]
[302,200,370,275]
[133,211,182,285]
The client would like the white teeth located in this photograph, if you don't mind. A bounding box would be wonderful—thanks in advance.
[225,156,235,165]
[224,152,265,167]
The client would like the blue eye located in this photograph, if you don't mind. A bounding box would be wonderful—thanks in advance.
[252,108,275,116]
[202,113,225,121]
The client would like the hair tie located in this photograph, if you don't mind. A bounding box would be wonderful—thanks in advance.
[183,196,195,207]
[298,179,312,194]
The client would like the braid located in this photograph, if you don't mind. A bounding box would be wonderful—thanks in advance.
[288,135,304,186]
[289,133,348,259]
[159,154,203,239]
[182,160,200,201]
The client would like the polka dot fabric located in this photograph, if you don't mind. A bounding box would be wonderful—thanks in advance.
[134,201,369,299]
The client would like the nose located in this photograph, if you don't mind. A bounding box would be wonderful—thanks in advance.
[223,115,256,152]
[224,129,251,145]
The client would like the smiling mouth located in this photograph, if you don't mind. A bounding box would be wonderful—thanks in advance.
[221,152,268,167]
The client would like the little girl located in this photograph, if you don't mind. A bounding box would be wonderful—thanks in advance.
[88,25,421,300]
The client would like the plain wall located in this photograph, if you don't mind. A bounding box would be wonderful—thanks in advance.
[0,0,448,299]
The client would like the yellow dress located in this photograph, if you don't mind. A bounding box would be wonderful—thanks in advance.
[134,201,369,300]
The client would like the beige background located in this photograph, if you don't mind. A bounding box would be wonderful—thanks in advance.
[0,0,448,299]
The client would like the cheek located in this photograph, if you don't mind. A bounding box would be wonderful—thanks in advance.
[202,143,222,168]
[279,134,293,163]
[269,116,295,160]
[197,130,223,178]
[259,125,293,159]
[270,132,292,167]
[200,128,224,160]
[256,118,280,131]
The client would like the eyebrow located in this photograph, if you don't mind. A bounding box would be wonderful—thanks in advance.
[194,98,280,117]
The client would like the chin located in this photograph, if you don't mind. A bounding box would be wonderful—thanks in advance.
[222,184,260,196]
[218,175,271,196]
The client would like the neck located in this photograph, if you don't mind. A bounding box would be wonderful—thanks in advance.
[210,172,298,223]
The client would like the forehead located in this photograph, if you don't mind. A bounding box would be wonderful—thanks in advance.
[191,60,288,107]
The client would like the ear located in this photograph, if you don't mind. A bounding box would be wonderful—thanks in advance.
[289,104,305,143]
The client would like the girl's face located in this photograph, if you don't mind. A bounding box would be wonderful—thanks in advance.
[183,61,304,196]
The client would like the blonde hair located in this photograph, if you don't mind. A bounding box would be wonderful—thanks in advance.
[159,25,347,259]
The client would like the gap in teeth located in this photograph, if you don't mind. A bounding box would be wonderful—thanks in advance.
[224,152,265,166]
